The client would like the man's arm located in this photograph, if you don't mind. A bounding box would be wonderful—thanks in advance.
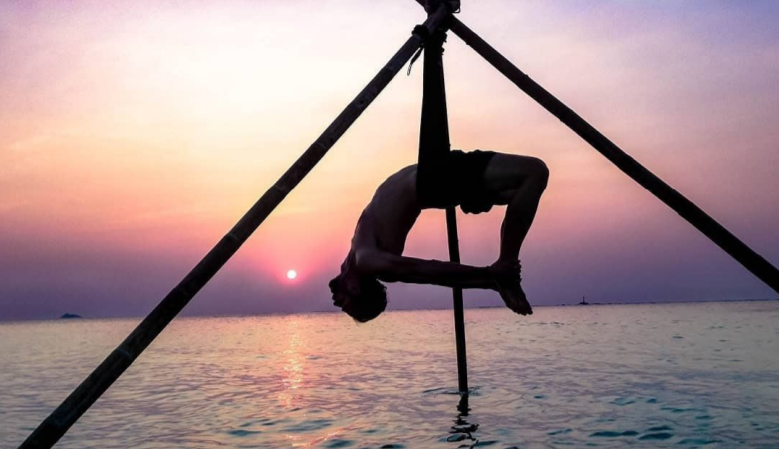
[355,249,508,290]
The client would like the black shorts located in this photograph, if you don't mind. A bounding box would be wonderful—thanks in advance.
[417,149,497,214]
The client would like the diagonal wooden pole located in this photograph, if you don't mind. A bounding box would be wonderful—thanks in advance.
[446,17,779,294]
[417,14,469,392]
[19,8,450,449]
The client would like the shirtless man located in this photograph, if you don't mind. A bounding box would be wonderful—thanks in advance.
[329,150,548,322]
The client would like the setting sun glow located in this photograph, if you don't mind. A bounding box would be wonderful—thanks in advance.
[286,270,298,280]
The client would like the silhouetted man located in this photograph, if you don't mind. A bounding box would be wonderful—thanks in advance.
[329,150,548,322]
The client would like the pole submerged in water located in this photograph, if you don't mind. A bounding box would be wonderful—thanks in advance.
[20,8,451,449]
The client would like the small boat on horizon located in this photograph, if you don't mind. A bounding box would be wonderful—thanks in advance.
[578,296,589,305]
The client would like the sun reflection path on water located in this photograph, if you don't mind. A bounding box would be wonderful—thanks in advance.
[274,318,363,448]
[278,319,305,410]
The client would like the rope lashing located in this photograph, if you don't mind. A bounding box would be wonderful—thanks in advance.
[407,24,448,76]
[407,24,430,75]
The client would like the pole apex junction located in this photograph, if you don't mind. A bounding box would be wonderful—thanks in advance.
[424,0,460,14]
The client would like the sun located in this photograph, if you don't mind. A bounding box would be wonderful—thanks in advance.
[286,269,297,280]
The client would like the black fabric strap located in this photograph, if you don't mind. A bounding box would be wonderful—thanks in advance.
[416,25,451,207]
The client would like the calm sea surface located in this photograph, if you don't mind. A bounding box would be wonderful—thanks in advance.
[2,302,778,448]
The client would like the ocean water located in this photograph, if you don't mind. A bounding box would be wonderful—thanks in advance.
[1,301,778,448]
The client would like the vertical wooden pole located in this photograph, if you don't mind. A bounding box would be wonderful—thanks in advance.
[447,207,469,392]
[418,12,469,392]
[20,9,450,449]
[447,17,779,295]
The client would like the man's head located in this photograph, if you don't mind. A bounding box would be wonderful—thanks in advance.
[329,252,387,323]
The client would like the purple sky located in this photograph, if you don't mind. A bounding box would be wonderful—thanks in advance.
[1,0,777,320]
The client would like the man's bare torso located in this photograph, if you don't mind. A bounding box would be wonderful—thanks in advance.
[352,165,421,256]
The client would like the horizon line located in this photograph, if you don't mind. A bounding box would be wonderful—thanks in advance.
[2,297,777,324]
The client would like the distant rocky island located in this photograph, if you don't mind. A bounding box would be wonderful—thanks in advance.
[59,313,83,319]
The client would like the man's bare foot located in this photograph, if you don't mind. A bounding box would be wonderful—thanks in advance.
[497,280,533,316]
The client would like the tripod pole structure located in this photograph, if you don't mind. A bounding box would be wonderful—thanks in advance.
[20,8,450,449]
[417,9,469,392]
[444,17,779,294]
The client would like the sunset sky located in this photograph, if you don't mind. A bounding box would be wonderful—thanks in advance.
[1,0,777,320]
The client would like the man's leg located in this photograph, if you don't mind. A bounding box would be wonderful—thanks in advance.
[483,153,549,314]
[485,154,549,261]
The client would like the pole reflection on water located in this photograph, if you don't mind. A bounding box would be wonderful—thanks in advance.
[447,393,479,446]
